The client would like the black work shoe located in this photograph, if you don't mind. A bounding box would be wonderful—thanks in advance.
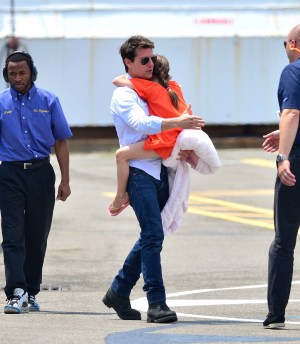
[102,287,141,320]
[263,313,285,329]
[147,302,177,323]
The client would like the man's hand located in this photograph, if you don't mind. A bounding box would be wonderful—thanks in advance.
[161,103,205,131]
[262,130,280,152]
[175,112,206,130]
[277,160,296,186]
[56,181,71,201]
[161,113,205,131]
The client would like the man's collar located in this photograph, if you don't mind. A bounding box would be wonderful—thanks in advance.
[10,84,36,98]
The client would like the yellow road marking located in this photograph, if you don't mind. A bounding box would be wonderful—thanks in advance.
[188,206,273,230]
[193,189,273,197]
[189,195,272,215]
[188,190,274,229]
[242,158,275,169]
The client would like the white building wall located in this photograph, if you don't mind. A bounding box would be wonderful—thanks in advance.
[0,1,297,125]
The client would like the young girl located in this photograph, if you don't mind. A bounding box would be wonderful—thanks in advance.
[108,55,193,216]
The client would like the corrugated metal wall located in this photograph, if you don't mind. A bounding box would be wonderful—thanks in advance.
[0,1,297,126]
[0,36,287,126]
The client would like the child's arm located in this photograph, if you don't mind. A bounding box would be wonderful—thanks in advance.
[112,75,134,88]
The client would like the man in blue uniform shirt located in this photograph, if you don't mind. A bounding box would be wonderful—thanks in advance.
[262,24,300,329]
[0,51,72,314]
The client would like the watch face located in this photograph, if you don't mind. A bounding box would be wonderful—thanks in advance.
[276,154,287,162]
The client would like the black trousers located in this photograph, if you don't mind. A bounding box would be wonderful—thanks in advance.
[0,161,55,298]
[268,145,300,316]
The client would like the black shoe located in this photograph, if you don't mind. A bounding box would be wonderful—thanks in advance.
[102,287,141,320]
[263,313,285,329]
[147,302,177,323]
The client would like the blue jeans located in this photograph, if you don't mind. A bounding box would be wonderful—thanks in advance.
[111,165,169,304]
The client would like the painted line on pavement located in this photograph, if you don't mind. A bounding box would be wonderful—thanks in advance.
[242,158,275,169]
[188,192,273,230]
[132,281,300,325]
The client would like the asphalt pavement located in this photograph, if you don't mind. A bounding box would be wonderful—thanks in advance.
[1,146,300,344]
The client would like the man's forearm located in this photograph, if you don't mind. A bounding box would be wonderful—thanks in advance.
[279,109,299,155]
[161,113,205,131]
[54,139,70,183]
[161,117,180,131]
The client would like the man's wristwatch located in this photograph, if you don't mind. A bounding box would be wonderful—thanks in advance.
[276,154,289,163]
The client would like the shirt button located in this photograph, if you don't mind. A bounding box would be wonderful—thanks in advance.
[25,131,27,133]
[22,103,25,106]
[22,117,25,119]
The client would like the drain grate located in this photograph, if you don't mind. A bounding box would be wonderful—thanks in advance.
[0,285,71,291]
[41,285,70,291]
[0,285,70,291]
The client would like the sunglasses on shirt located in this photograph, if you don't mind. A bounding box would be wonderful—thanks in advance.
[139,56,157,65]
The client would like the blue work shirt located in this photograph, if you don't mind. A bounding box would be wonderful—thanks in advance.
[0,85,72,161]
[278,58,300,145]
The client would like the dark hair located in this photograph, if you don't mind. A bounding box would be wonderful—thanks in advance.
[3,51,37,83]
[119,35,155,72]
[153,55,180,109]
[5,52,33,71]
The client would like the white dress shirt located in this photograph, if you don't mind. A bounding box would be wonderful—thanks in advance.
[111,85,163,180]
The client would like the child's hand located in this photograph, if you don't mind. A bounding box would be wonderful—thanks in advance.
[177,150,199,169]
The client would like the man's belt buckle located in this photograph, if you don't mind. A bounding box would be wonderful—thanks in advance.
[24,163,32,169]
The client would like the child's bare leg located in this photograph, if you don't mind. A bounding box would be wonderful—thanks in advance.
[109,141,159,213]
